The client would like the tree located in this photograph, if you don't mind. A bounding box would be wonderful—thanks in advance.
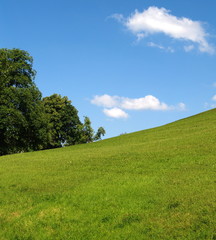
[42,94,82,148]
[0,48,106,155]
[79,117,106,143]
[43,96,106,147]
[94,127,106,141]
[0,48,48,155]
[79,116,94,143]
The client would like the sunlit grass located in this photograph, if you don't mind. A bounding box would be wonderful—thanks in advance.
[0,109,216,239]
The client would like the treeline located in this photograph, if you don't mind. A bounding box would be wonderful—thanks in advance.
[0,48,105,156]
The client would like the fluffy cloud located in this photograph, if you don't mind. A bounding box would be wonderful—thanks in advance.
[113,6,214,53]
[91,94,170,110]
[184,45,195,52]
[103,108,128,119]
[177,102,186,111]
[121,95,169,110]
[110,13,124,23]
[91,94,118,108]
[212,95,216,101]
[91,94,186,118]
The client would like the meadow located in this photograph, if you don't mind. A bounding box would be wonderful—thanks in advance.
[0,109,216,239]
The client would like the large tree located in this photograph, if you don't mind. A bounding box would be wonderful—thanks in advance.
[43,95,106,148]
[0,48,106,155]
[0,48,48,155]
[43,94,82,148]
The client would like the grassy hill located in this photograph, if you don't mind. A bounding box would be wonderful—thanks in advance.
[0,109,216,240]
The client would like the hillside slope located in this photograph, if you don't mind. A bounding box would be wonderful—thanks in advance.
[0,109,216,240]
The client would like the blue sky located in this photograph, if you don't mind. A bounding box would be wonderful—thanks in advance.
[1,0,216,138]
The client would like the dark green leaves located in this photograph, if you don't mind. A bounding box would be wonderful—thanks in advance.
[43,94,81,148]
[0,48,105,156]
[0,49,47,155]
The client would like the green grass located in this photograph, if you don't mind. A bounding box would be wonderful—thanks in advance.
[0,109,216,240]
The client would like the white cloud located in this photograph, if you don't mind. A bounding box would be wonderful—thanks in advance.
[212,95,216,101]
[103,108,128,119]
[109,14,124,23]
[136,33,146,42]
[177,102,186,111]
[120,95,169,110]
[184,45,195,52]
[115,6,214,54]
[148,42,175,52]
[148,42,164,50]
[91,94,170,110]
[91,94,186,118]
[91,94,118,108]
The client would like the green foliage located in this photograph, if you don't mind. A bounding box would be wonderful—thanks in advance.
[43,94,81,148]
[0,109,215,239]
[0,48,105,155]
[79,116,94,143]
[78,116,106,143]
[42,96,106,147]
[0,49,48,155]
[94,126,106,141]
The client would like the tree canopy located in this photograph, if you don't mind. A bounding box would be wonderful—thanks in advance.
[0,48,105,156]
[43,96,106,148]
[43,94,81,148]
[0,49,48,155]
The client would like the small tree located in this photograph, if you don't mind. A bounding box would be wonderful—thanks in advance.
[94,127,106,141]
[79,117,106,143]
[79,116,94,143]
